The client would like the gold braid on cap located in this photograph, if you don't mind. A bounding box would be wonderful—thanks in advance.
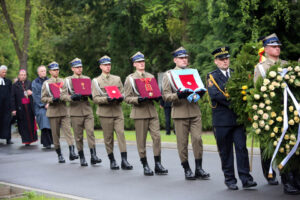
[214,51,229,58]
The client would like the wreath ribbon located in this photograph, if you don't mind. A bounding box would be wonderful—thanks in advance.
[268,69,300,178]
[141,78,153,92]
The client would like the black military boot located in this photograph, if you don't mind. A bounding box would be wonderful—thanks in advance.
[90,148,102,165]
[181,161,196,180]
[154,156,168,175]
[121,152,133,170]
[78,150,88,166]
[281,172,300,195]
[69,145,79,161]
[194,159,210,179]
[108,153,119,170]
[140,157,154,176]
[55,148,65,163]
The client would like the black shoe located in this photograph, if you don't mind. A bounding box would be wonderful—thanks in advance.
[45,145,51,149]
[226,183,239,190]
[243,180,257,188]
[282,172,300,195]
[268,177,279,185]
[121,152,133,170]
[194,159,210,179]
[154,156,168,175]
[108,153,119,170]
[90,148,102,165]
[55,148,65,163]
[78,150,88,166]
[25,144,30,146]
[181,161,196,180]
[69,145,79,161]
[166,131,170,135]
[141,157,154,176]
[6,139,13,144]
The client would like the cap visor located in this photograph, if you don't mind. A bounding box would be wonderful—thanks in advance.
[72,64,82,68]
[267,42,282,46]
[177,54,189,58]
[134,58,145,62]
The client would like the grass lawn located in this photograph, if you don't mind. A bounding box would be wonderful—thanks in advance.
[89,130,260,148]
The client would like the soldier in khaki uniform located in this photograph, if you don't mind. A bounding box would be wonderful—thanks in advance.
[254,34,299,195]
[92,55,132,170]
[61,58,102,167]
[41,62,78,163]
[124,52,168,176]
[162,47,210,180]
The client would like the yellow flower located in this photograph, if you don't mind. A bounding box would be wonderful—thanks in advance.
[289,106,294,112]
[241,90,247,95]
[268,120,274,125]
[284,135,290,140]
[271,112,277,118]
[290,134,296,141]
[288,119,295,125]
[242,85,248,90]
[265,100,271,105]
[242,96,247,101]
[273,127,279,133]
[294,110,299,116]
[270,92,276,98]
[278,68,283,72]
[276,116,283,122]
[285,144,290,149]
[255,129,261,134]
[294,116,299,123]
[281,83,287,88]
[279,147,284,153]
[289,141,296,146]
[270,132,275,137]
[273,141,278,146]
[284,74,290,80]
[264,125,270,131]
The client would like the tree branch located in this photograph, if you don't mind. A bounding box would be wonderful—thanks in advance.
[0,0,23,62]
[21,0,31,69]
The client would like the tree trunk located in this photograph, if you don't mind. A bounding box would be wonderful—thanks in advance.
[0,0,31,70]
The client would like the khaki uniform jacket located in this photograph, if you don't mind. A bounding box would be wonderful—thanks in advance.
[254,57,288,83]
[41,77,69,118]
[124,71,158,119]
[61,74,93,117]
[162,66,201,119]
[92,73,124,118]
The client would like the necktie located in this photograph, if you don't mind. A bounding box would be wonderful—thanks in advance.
[226,71,229,79]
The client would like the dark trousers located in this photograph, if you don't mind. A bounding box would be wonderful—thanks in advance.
[214,125,253,185]
[41,128,53,147]
[164,107,171,134]
[260,146,276,181]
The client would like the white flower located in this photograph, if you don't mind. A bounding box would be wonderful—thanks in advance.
[266,106,272,111]
[270,132,275,137]
[270,92,276,98]
[263,94,268,98]
[287,66,293,71]
[255,129,261,134]
[259,120,265,127]
[258,110,264,115]
[259,103,265,108]
[291,75,296,80]
[269,71,277,78]
[290,134,296,141]
[260,86,267,92]
[278,68,283,72]
[252,105,258,110]
[284,74,290,80]
[263,79,270,86]
[288,119,295,125]
[295,66,300,72]
[276,76,283,81]
[263,113,269,120]
[254,94,260,100]
[265,99,271,105]
[253,115,259,120]
[268,85,275,90]
[281,82,287,88]
[298,72,300,76]
[264,125,270,131]
[252,122,258,129]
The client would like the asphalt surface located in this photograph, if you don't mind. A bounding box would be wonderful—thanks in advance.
[0,137,299,200]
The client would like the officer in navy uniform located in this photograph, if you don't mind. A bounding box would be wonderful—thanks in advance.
[206,47,257,190]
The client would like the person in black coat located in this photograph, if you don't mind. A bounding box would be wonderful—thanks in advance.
[206,47,257,190]
[11,69,37,145]
[0,65,13,144]
[159,99,173,135]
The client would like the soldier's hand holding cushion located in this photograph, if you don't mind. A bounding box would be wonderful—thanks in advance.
[52,97,60,103]
[138,96,148,103]
[71,93,81,101]
[177,89,190,99]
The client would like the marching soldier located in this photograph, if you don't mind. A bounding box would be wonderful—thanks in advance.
[92,55,133,170]
[61,58,102,167]
[41,62,78,163]
[124,52,168,176]
[162,47,210,180]
[254,34,299,195]
[207,47,257,190]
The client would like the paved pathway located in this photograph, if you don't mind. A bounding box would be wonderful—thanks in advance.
[0,138,298,200]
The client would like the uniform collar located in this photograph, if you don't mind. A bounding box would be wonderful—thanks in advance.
[136,70,145,77]
[73,74,82,78]
[101,73,110,79]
